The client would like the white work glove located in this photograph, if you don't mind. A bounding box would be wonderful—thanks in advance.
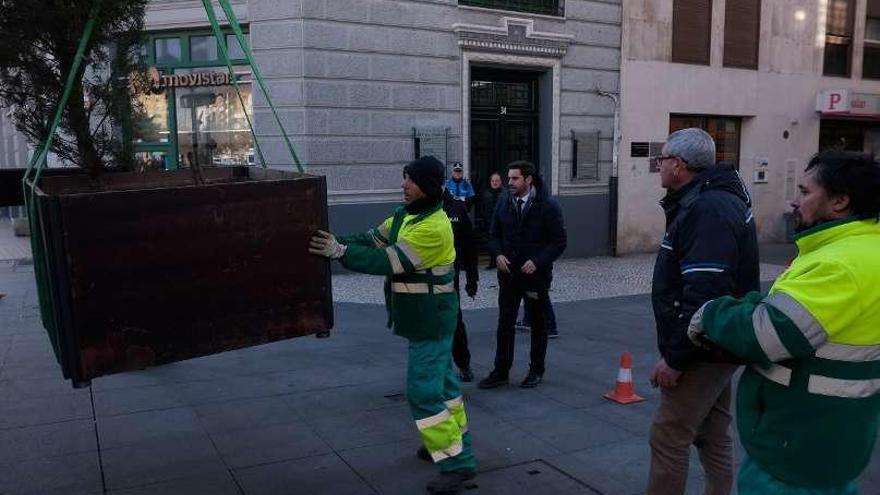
[309,230,346,259]
[687,301,711,348]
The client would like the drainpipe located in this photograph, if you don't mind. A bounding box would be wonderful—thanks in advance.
[597,88,620,257]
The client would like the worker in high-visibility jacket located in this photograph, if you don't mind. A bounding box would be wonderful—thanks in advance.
[687,151,880,495]
[309,156,477,495]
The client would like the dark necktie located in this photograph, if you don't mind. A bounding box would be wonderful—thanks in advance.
[516,198,524,222]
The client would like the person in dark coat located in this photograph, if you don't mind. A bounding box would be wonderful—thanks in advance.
[478,161,567,389]
[479,172,504,269]
[647,128,760,495]
[442,188,478,382]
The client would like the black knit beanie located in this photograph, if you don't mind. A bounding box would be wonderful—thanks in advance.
[403,156,445,203]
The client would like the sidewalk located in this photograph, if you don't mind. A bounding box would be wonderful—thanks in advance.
[0,218,30,261]
[2,232,878,494]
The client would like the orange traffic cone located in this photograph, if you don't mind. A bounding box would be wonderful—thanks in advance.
[603,352,645,404]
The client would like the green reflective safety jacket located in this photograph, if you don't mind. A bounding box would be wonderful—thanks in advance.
[338,204,458,341]
[699,216,880,488]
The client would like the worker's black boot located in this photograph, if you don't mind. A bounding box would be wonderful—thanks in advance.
[426,469,476,494]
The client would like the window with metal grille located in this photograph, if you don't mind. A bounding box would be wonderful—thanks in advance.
[724,0,761,69]
[672,0,713,65]
[458,0,562,17]
[864,0,880,79]
[669,115,742,169]
[823,0,855,77]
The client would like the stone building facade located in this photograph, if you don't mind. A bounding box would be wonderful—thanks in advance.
[144,0,623,257]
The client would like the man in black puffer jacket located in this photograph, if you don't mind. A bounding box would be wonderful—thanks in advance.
[647,128,759,495]
[478,161,566,390]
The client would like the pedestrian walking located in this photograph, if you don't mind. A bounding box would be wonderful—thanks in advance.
[442,187,478,382]
[478,161,566,390]
[647,128,760,495]
[688,151,880,495]
[309,156,476,495]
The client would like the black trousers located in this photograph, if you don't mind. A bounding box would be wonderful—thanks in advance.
[452,268,471,370]
[493,271,549,375]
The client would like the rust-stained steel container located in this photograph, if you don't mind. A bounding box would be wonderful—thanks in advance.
[29,166,332,386]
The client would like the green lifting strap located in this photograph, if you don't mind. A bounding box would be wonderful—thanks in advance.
[200,0,267,169]
[213,0,305,174]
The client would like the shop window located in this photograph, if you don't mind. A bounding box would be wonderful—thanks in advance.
[131,86,170,145]
[669,115,741,169]
[723,0,761,69]
[823,0,854,77]
[175,68,254,168]
[672,0,712,65]
[190,35,218,62]
[155,38,182,64]
[864,1,880,79]
[457,0,561,16]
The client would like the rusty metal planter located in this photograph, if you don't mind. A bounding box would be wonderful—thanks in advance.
[29,166,332,385]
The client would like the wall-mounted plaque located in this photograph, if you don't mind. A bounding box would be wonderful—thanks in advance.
[413,126,449,166]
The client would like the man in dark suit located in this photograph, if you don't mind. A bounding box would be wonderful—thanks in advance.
[478,161,566,389]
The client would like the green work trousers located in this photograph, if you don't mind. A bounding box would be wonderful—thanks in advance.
[407,334,476,473]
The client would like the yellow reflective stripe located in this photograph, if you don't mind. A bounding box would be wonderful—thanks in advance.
[377,222,390,239]
[816,342,880,362]
[431,264,454,276]
[752,363,792,386]
[369,229,388,248]
[765,292,827,347]
[429,441,464,463]
[752,305,792,361]
[416,410,451,430]
[434,282,455,294]
[386,247,405,274]
[391,282,455,294]
[444,396,463,410]
[808,375,880,398]
[396,240,423,269]
[392,282,429,293]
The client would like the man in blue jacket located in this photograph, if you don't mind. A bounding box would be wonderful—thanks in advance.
[647,128,760,495]
[478,161,566,389]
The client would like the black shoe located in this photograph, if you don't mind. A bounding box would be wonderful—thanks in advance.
[520,371,543,388]
[478,372,508,389]
[515,320,530,332]
[315,330,330,339]
[426,469,476,494]
[417,446,432,463]
[459,367,474,382]
[547,328,559,339]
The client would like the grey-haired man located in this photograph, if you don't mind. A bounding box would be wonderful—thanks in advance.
[647,128,760,495]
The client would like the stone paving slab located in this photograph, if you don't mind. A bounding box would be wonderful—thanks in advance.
[0,219,30,262]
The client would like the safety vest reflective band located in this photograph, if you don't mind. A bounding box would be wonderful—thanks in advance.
[415,394,469,463]
[392,282,455,294]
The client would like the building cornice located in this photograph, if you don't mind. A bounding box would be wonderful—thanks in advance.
[453,17,573,58]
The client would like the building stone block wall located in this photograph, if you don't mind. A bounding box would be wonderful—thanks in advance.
[247,0,621,220]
